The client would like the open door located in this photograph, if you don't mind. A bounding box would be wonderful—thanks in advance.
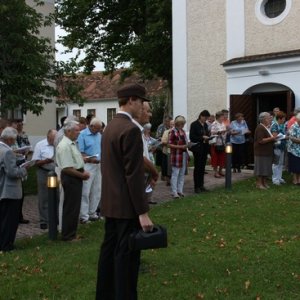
[286,90,295,119]
[230,95,256,165]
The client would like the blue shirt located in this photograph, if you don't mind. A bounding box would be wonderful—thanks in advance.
[230,120,248,144]
[77,127,101,158]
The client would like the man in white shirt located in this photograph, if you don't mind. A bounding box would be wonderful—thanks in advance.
[133,102,159,204]
[32,129,57,229]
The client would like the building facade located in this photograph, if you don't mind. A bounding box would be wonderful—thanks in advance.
[173,0,300,133]
[24,0,56,146]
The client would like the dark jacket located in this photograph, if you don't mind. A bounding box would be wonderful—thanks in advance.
[100,114,149,218]
[189,119,209,153]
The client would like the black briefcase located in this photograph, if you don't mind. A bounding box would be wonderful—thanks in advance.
[128,225,168,251]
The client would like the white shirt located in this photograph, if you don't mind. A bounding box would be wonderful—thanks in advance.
[132,119,150,160]
[32,138,54,161]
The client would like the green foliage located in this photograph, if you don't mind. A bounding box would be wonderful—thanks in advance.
[0,0,86,115]
[55,0,172,85]
[150,93,167,132]
[0,0,56,115]
[1,178,300,299]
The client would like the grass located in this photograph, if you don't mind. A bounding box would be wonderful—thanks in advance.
[1,176,300,299]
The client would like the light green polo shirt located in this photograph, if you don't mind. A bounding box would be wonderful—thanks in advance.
[56,136,84,170]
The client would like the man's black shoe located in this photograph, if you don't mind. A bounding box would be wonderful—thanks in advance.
[19,219,30,224]
[194,188,202,194]
[200,187,209,192]
[40,223,48,230]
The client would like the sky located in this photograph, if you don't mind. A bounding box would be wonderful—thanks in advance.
[55,26,104,71]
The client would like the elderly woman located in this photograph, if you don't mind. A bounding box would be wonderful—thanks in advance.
[287,112,300,185]
[210,111,227,178]
[169,115,188,198]
[0,127,28,251]
[270,111,288,185]
[230,113,251,173]
[254,112,276,189]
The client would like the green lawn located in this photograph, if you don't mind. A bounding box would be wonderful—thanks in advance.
[1,177,300,299]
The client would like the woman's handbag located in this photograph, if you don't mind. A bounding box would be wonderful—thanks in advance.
[128,225,168,251]
[215,144,225,152]
[214,136,225,153]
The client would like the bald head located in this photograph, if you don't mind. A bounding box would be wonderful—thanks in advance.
[47,129,57,145]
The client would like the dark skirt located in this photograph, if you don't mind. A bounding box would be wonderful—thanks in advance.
[288,152,300,173]
[254,156,272,176]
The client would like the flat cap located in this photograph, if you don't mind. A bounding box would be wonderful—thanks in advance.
[117,83,151,102]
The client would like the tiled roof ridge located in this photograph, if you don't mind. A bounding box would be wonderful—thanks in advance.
[222,49,300,66]
[57,69,168,101]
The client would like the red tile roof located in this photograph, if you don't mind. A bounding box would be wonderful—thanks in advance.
[57,69,168,102]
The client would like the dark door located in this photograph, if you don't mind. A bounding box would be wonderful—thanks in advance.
[229,91,295,165]
[230,95,256,165]
[253,91,294,117]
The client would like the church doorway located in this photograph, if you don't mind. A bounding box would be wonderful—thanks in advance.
[229,88,295,165]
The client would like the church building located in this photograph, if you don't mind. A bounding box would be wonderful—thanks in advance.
[173,0,300,134]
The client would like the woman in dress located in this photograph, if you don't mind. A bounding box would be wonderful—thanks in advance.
[230,113,251,173]
[254,112,276,189]
[169,116,188,198]
[287,112,300,185]
[210,111,227,178]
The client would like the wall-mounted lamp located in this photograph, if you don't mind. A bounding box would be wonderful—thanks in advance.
[258,69,270,76]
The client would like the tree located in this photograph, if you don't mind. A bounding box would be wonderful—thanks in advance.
[0,0,57,116]
[55,0,172,88]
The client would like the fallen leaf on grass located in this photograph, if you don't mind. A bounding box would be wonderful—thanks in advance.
[196,293,205,299]
[275,239,284,246]
[217,238,226,248]
[245,280,251,290]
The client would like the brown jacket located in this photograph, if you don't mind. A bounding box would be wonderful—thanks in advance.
[254,124,274,156]
[100,113,149,218]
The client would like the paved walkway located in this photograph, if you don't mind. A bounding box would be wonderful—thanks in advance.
[16,167,253,240]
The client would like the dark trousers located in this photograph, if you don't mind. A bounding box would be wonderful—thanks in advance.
[61,173,83,241]
[161,153,169,178]
[155,149,163,167]
[96,218,141,300]
[193,148,208,189]
[232,143,245,170]
[0,198,21,251]
[18,183,25,221]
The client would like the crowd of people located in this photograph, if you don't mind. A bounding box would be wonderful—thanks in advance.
[1,82,300,297]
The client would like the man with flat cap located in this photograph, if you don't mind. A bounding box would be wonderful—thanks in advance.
[96,83,154,300]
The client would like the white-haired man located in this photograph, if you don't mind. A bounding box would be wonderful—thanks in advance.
[0,127,28,251]
[56,121,90,241]
[77,117,102,223]
[32,129,57,230]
